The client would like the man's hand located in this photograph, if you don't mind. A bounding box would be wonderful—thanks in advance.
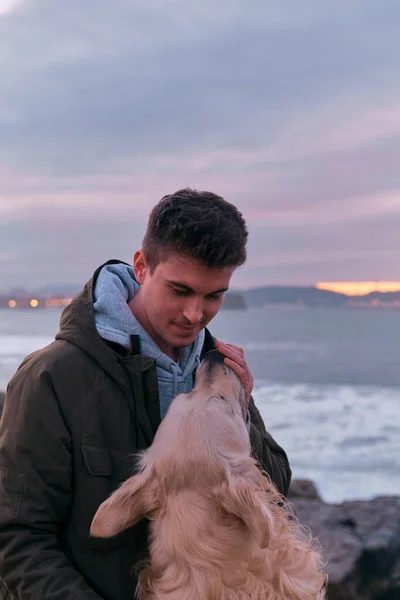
[215,340,254,411]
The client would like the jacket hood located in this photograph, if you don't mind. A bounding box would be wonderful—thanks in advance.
[92,261,205,418]
[56,260,139,390]
[55,260,215,392]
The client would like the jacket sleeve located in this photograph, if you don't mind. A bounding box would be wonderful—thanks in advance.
[248,395,292,497]
[0,365,103,600]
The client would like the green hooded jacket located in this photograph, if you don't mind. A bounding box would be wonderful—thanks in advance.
[0,261,291,600]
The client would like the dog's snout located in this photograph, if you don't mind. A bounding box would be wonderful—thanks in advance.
[202,350,226,367]
[197,350,227,386]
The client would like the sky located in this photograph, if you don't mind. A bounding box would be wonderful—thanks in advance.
[0,0,399,292]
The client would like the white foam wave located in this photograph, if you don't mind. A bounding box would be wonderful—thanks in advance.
[0,335,54,357]
[253,382,400,503]
[241,341,326,354]
[1,334,399,504]
[0,335,54,390]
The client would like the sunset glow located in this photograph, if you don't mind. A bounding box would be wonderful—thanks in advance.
[1,2,400,291]
[316,282,400,296]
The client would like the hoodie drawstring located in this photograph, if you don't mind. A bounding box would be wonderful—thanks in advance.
[170,362,179,399]
[171,353,201,398]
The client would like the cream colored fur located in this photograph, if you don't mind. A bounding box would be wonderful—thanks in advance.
[91,355,326,600]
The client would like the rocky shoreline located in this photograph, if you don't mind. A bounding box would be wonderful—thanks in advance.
[289,480,400,599]
[0,391,399,598]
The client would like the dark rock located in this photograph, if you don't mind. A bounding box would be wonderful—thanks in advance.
[288,478,322,501]
[289,479,400,600]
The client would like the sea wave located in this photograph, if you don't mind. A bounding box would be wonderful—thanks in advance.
[0,335,54,389]
[0,335,54,356]
[253,381,400,503]
[1,335,399,503]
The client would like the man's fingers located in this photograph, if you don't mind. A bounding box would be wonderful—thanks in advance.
[216,341,244,361]
[215,341,253,410]
[222,342,244,357]
[231,344,244,357]
[217,341,243,355]
[223,357,245,378]
[224,358,252,393]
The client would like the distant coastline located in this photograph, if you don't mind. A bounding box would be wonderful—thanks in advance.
[2,285,400,311]
[243,285,400,310]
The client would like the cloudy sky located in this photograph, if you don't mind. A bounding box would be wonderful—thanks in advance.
[0,0,399,292]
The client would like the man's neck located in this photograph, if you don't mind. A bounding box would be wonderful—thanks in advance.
[128,293,178,361]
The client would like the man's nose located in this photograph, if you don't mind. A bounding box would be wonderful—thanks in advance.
[182,298,203,325]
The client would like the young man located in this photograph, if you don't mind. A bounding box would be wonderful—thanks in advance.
[0,188,291,600]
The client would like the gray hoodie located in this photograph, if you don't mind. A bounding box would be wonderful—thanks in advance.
[93,263,204,418]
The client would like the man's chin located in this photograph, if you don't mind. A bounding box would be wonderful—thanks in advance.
[169,327,199,346]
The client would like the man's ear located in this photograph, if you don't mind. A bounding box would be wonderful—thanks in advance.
[219,476,272,548]
[133,250,148,284]
[90,470,158,538]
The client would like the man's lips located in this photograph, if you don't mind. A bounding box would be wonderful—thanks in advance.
[174,324,197,335]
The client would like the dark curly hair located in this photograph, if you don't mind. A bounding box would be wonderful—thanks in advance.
[142,188,248,272]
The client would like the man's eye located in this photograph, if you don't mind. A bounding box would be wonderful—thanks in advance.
[172,288,189,296]
[208,294,223,301]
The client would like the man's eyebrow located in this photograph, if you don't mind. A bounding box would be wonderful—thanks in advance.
[168,280,229,294]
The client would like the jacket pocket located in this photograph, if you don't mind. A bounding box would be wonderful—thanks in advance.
[81,445,137,481]
[77,447,144,553]
[0,466,24,523]
[71,446,137,532]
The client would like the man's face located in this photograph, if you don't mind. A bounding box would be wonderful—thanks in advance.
[132,251,235,352]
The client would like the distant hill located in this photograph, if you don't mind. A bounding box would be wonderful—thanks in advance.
[243,286,400,308]
[244,286,349,308]
[362,291,400,301]
[222,291,247,310]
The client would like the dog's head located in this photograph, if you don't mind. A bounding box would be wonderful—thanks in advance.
[195,349,247,418]
[90,351,263,540]
[147,349,250,470]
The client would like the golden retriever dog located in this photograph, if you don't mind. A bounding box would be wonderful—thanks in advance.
[91,350,326,600]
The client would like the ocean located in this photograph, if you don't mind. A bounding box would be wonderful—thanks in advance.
[1,306,399,504]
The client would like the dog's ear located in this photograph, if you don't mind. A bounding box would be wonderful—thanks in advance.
[90,469,158,538]
[220,476,272,548]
